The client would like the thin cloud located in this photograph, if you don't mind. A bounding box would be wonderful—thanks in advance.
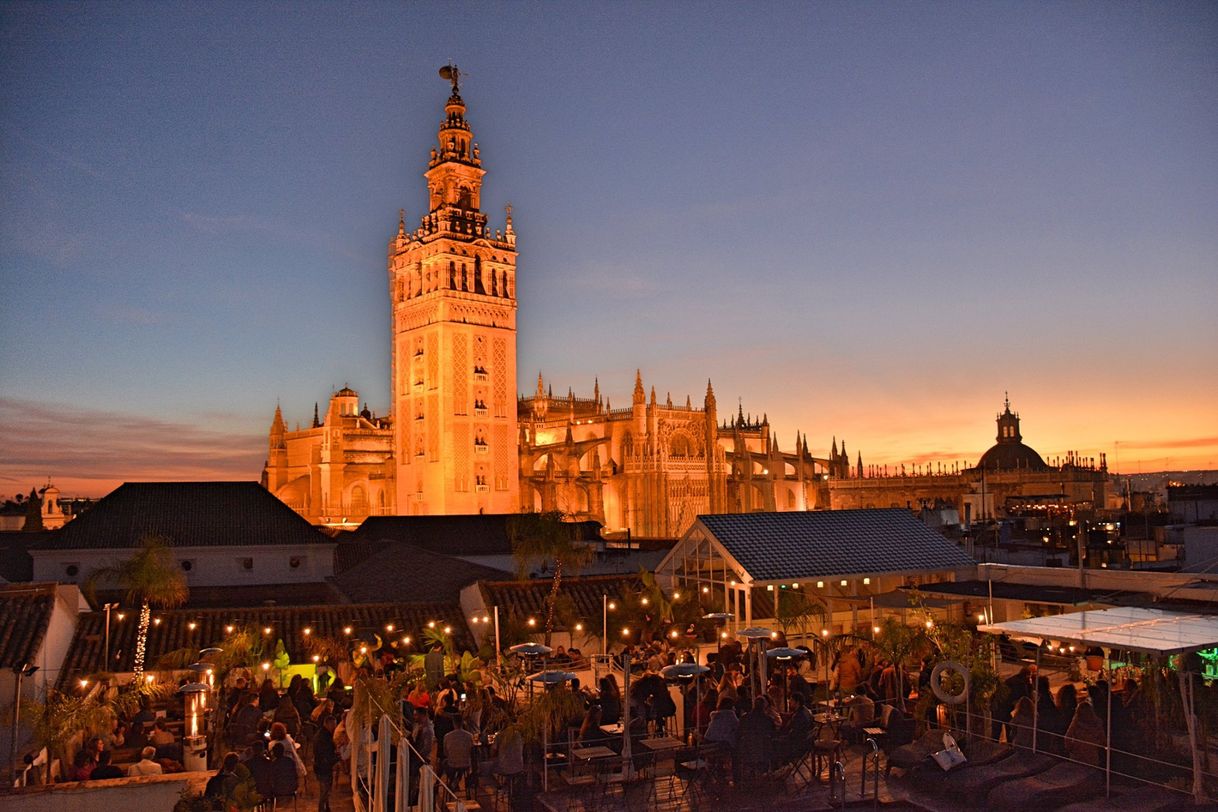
[0,398,263,497]
[1116,437,1218,451]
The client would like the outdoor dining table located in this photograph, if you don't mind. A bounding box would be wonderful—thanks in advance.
[639,736,683,751]
[571,746,617,761]
[598,722,625,737]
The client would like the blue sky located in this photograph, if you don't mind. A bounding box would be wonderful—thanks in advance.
[2,2,1216,494]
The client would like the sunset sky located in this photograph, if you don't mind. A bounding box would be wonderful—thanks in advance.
[2,2,1216,497]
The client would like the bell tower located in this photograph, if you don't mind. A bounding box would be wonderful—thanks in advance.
[389,66,519,515]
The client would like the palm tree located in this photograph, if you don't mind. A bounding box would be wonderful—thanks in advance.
[87,534,188,684]
[508,511,594,646]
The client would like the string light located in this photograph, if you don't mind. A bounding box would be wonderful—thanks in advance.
[187,621,196,630]
[152,617,161,626]
[428,621,436,629]
[312,655,321,663]
[527,618,536,627]
[621,627,630,637]
[640,597,649,606]
[873,626,881,634]
[402,636,411,644]
[669,630,679,639]
[672,592,681,600]
[574,623,584,632]
[385,623,395,632]
[359,645,368,655]
[607,602,616,610]
[225,625,235,634]
[443,626,452,634]
[117,612,126,621]
[303,627,312,636]
[79,678,89,688]
[481,615,489,623]
[720,631,728,639]
[343,626,353,635]
[261,661,271,671]
[701,586,709,594]
[263,626,272,635]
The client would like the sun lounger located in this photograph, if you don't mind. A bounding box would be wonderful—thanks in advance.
[939,751,1056,799]
[907,737,1013,790]
[982,761,1103,810]
[886,728,961,774]
[1057,783,1190,812]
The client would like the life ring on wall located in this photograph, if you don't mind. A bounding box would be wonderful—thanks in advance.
[930,660,969,705]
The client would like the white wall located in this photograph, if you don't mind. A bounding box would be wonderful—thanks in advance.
[31,544,336,587]
[0,771,210,812]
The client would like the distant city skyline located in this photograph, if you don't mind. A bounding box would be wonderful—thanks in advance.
[2,3,1216,497]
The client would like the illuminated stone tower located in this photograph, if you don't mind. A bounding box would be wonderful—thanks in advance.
[388,67,519,514]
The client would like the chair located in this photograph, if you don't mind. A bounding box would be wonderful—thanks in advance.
[811,721,842,783]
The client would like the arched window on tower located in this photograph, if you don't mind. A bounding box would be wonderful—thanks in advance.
[449,261,456,289]
[461,263,468,291]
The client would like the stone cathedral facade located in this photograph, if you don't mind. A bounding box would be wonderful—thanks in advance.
[262,72,840,535]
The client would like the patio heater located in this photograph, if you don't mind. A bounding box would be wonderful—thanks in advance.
[766,647,806,712]
[738,627,774,702]
[661,662,710,737]
[528,670,577,791]
[179,682,210,771]
[509,642,552,701]
[702,612,734,670]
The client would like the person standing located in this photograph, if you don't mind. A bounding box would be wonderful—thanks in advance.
[313,715,340,812]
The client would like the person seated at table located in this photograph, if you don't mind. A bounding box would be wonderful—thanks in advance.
[240,739,274,800]
[703,697,739,748]
[127,746,163,777]
[777,693,813,763]
[737,697,777,775]
[268,742,299,800]
[90,750,123,780]
[840,692,876,743]
[597,675,621,724]
[443,718,476,797]
[692,687,717,740]
[578,701,605,746]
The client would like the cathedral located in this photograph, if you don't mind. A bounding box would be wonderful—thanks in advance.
[261,69,846,535]
[827,397,1113,521]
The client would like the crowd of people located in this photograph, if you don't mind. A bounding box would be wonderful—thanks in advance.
[993,664,1144,765]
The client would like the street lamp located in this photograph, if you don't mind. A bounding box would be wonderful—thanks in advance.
[10,664,38,782]
[102,602,119,668]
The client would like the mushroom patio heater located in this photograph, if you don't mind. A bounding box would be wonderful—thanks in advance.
[738,627,774,700]
[179,682,210,771]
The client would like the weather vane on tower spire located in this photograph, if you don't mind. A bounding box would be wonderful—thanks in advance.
[439,63,461,94]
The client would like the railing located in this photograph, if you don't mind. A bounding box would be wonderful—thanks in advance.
[350,689,469,812]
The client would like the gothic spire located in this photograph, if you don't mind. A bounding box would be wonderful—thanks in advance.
[633,370,645,404]
[312,402,321,428]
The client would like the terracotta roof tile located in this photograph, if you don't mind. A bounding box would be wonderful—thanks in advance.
[62,600,473,685]
[0,583,57,668]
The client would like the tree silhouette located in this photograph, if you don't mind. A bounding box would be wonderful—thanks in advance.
[87,534,188,684]
[508,511,594,646]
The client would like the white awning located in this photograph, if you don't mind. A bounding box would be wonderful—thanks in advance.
[978,606,1218,655]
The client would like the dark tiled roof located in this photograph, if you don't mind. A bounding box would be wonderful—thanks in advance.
[61,600,473,684]
[351,514,602,557]
[480,574,643,625]
[697,509,975,582]
[332,542,509,604]
[0,583,57,668]
[30,482,333,550]
[91,582,344,610]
